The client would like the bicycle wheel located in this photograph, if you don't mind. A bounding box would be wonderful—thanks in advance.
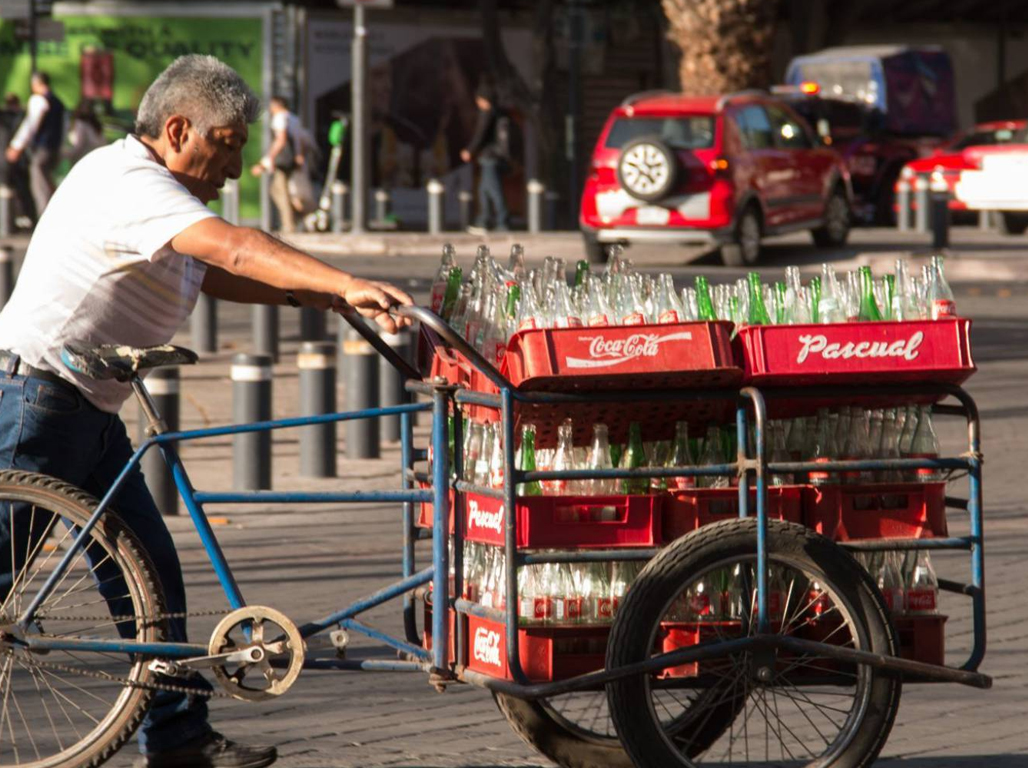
[0,470,167,768]
[607,518,901,768]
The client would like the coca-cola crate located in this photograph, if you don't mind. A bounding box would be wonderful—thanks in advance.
[894,614,946,667]
[422,600,457,665]
[463,491,662,549]
[802,482,947,541]
[658,621,742,678]
[738,319,975,388]
[502,321,742,392]
[416,485,456,532]
[465,614,609,682]
[663,486,804,543]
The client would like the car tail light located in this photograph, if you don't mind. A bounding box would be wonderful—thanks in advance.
[800,81,820,95]
[709,157,730,178]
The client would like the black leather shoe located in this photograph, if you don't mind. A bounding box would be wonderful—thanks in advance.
[138,731,277,768]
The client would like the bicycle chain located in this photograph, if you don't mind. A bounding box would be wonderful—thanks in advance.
[14,607,240,700]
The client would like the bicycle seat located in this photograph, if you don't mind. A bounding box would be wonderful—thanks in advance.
[60,343,198,382]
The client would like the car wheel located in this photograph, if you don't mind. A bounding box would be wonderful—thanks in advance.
[582,231,608,264]
[812,187,851,247]
[719,206,762,267]
[616,137,678,203]
[998,211,1028,235]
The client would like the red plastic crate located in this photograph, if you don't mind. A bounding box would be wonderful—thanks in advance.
[663,486,804,543]
[416,485,456,533]
[502,321,742,392]
[894,614,947,667]
[462,491,662,549]
[802,482,947,541]
[738,319,975,387]
[465,615,608,682]
[422,600,457,665]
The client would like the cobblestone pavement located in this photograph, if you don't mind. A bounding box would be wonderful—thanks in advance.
[64,273,1028,767]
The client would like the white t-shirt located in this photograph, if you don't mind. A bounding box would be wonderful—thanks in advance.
[0,135,217,412]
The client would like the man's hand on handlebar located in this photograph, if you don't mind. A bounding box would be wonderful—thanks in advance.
[333,278,414,334]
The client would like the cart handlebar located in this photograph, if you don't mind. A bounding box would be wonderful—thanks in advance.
[335,302,511,390]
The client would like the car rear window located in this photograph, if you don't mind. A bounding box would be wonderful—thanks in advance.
[604,117,715,150]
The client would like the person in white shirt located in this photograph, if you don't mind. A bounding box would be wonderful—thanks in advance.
[250,95,310,233]
[0,54,411,768]
[5,71,65,217]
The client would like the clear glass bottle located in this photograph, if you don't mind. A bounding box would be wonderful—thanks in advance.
[929,254,956,320]
[547,419,577,495]
[666,421,696,490]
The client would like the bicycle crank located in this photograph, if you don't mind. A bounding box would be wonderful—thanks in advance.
[207,605,304,701]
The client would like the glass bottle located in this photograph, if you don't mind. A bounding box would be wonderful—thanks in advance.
[905,405,941,482]
[517,424,543,496]
[547,419,577,496]
[508,243,526,281]
[904,551,939,615]
[655,273,683,323]
[574,259,590,288]
[666,421,696,490]
[858,266,883,321]
[619,422,649,494]
[929,254,956,319]
[747,272,772,325]
[587,423,616,495]
[430,243,457,315]
[698,426,730,489]
[808,412,835,487]
[695,275,717,321]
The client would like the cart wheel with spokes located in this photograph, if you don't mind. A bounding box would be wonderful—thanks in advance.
[607,518,902,768]
[0,470,167,768]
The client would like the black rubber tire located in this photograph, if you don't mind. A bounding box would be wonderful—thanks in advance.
[495,692,633,768]
[813,187,852,247]
[0,470,167,768]
[582,231,608,265]
[719,205,762,267]
[998,211,1028,235]
[607,518,901,768]
[617,136,679,203]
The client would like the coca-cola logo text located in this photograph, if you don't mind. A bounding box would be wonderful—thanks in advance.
[473,627,502,667]
[795,332,924,364]
[565,331,693,369]
[467,500,504,534]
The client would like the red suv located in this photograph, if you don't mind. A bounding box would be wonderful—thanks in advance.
[580,91,852,265]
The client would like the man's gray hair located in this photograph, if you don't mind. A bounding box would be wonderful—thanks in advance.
[135,54,261,138]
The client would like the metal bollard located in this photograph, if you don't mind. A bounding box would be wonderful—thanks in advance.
[232,353,272,490]
[222,178,240,225]
[137,367,180,516]
[260,171,272,232]
[299,341,336,478]
[331,181,349,234]
[0,246,13,309]
[930,172,951,249]
[0,185,11,238]
[527,179,545,233]
[978,209,994,231]
[191,293,217,355]
[914,173,930,233]
[378,330,411,443]
[253,304,279,362]
[427,178,445,234]
[300,307,326,341]
[340,323,380,459]
[896,174,912,232]
[458,190,473,231]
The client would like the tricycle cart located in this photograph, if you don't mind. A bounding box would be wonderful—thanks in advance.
[0,302,988,768]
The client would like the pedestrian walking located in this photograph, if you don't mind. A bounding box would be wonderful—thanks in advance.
[251,95,313,233]
[0,54,412,768]
[0,93,35,227]
[461,81,514,234]
[5,71,65,217]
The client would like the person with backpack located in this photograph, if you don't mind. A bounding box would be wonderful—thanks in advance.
[461,81,512,233]
[5,71,65,218]
[251,95,312,233]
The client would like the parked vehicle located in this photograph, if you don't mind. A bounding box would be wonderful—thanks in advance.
[579,90,852,266]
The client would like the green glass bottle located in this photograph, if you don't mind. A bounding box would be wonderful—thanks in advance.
[809,275,822,323]
[620,422,648,494]
[518,424,543,496]
[505,283,521,319]
[774,281,788,325]
[747,272,772,326]
[882,273,895,321]
[574,259,590,288]
[858,266,883,322]
[441,266,463,321]
[695,276,717,321]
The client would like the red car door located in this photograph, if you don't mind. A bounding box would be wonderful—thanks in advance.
[730,103,793,228]
[766,102,830,223]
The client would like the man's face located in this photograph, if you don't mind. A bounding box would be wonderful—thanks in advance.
[167,121,248,203]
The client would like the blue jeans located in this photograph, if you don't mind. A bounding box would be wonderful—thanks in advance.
[0,360,211,754]
[476,157,509,229]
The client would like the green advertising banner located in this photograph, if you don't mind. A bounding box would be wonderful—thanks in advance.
[0,14,265,218]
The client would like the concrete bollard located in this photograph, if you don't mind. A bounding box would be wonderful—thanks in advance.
[427,178,445,234]
[930,172,951,249]
[527,179,545,234]
[253,304,279,362]
[914,173,930,234]
[137,368,180,516]
[378,330,411,443]
[458,190,473,231]
[978,209,994,231]
[299,341,336,478]
[331,181,349,234]
[222,178,240,225]
[0,246,13,309]
[191,293,217,355]
[896,175,912,232]
[340,324,380,459]
[0,185,11,238]
[372,187,393,229]
[300,307,326,341]
[232,353,272,490]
